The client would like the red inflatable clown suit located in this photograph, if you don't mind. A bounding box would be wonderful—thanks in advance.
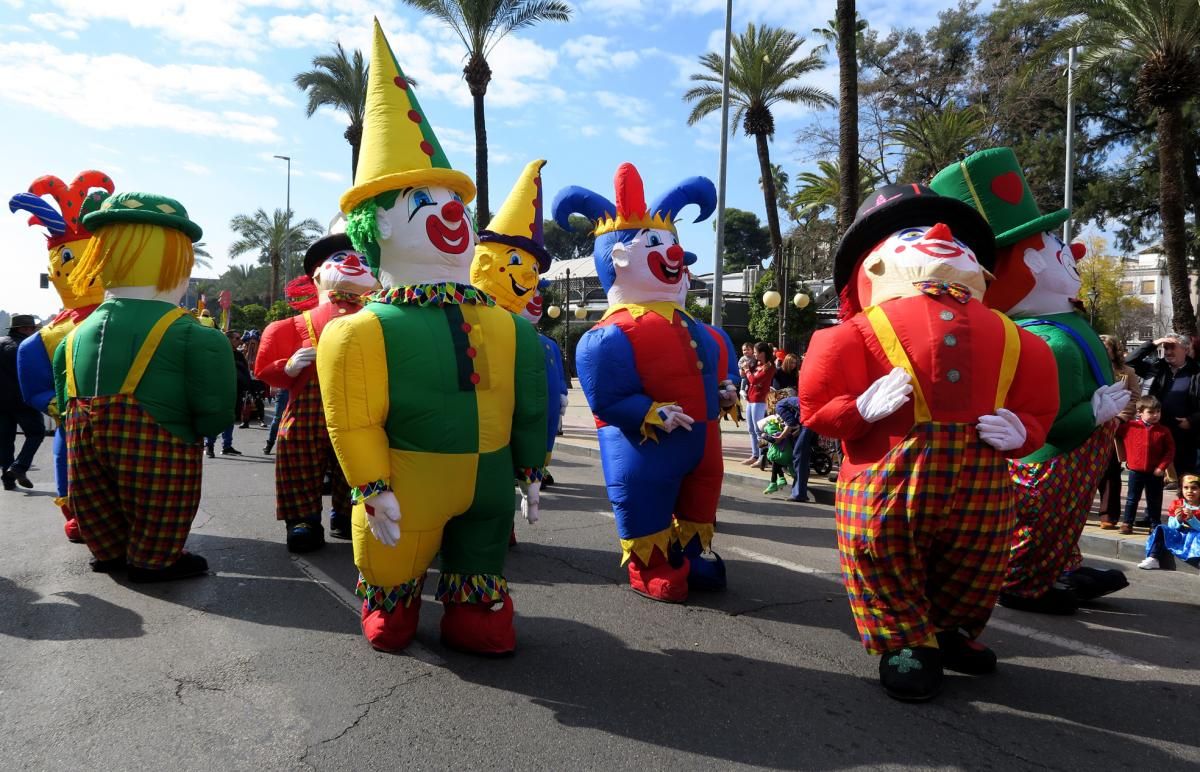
[553,163,738,604]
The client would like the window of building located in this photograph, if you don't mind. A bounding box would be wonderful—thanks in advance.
[1120,281,1134,294]
[1141,279,1156,295]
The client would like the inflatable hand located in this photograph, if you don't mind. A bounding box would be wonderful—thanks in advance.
[519,480,541,524]
[363,491,401,546]
[657,404,695,432]
[976,408,1027,452]
[718,381,738,408]
[284,346,317,377]
[855,367,913,423]
[1091,382,1130,425]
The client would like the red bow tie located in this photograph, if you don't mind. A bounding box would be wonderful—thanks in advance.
[914,280,972,304]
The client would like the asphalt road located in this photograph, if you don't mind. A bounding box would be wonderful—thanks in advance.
[1,427,1198,771]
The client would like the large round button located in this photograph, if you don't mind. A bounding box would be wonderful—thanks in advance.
[689,340,698,349]
[469,372,481,385]
[461,322,472,333]
[944,334,957,346]
[696,361,704,369]
[466,347,477,359]
[947,369,961,383]
[940,310,955,322]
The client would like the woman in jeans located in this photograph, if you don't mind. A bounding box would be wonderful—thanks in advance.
[743,341,776,467]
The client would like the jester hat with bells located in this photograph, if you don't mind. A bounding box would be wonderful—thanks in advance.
[9,170,115,310]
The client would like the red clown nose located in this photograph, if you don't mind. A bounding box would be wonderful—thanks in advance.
[925,222,953,242]
[343,253,363,268]
[442,200,464,222]
[667,244,684,261]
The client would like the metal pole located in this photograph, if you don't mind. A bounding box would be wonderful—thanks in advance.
[710,0,733,328]
[1063,46,1076,244]
[274,155,292,288]
[565,267,571,379]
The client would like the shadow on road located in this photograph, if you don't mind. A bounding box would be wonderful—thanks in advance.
[0,576,144,640]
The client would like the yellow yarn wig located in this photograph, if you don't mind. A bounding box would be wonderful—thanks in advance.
[71,222,194,295]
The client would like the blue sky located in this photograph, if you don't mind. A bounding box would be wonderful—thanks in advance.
[1,0,981,318]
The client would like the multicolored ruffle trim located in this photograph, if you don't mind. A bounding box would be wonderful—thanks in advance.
[515,466,543,485]
[435,572,508,604]
[326,290,367,305]
[350,479,389,504]
[368,282,495,308]
[355,575,423,612]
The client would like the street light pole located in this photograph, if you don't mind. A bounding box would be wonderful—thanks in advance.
[710,0,733,329]
[1063,47,1077,244]
[564,266,571,378]
[274,155,292,288]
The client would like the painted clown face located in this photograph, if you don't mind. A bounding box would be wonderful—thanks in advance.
[608,227,687,305]
[50,236,103,309]
[314,248,378,296]
[520,285,545,323]
[469,243,541,316]
[1008,232,1082,317]
[859,223,989,306]
[375,185,477,286]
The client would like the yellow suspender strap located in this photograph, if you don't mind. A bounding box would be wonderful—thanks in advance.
[863,305,931,423]
[118,307,187,395]
[303,311,318,349]
[64,329,78,399]
[992,310,1021,410]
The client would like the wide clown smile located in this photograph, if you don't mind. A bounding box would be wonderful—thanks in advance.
[647,250,684,285]
[510,276,532,296]
[425,214,470,255]
[525,295,543,316]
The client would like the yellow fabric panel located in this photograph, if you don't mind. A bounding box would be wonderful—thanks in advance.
[465,305,517,455]
[39,317,74,361]
[673,519,714,552]
[317,310,391,487]
[64,329,78,398]
[863,305,932,423]
[353,448,478,587]
[619,525,674,566]
[119,307,187,394]
[992,309,1020,410]
[601,301,687,323]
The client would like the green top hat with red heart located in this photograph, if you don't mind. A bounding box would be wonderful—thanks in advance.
[930,147,1068,247]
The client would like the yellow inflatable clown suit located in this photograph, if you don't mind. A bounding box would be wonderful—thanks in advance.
[318,20,547,655]
[9,170,111,543]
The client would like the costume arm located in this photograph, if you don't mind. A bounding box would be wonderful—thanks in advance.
[52,337,67,417]
[317,312,391,489]
[577,325,669,438]
[17,333,55,415]
[187,324,238,439]
[1000,330,1059,457]
[547,339,568,395]
[511,317,548,479]
[798,325,875,441]
[255,319,301,389]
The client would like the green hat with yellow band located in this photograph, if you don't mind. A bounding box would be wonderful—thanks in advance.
[929,147,1068,247]
[82,191,203,243]
[339,18,476,215]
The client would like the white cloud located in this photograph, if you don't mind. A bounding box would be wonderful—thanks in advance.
[267,13,336,48]
[34,0,270,56]
[314,170,344,182]
[594,90,651,121]
[560,34,640,73]
[580,126,601,137]
[182,161,211,176]
[0,42,287,143]
[617,126,665,147]
[28,12,87,33]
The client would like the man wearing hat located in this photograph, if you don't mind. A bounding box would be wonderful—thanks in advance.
[798,183,1059,701]
[932,148,1132,612]
[255,231,376,552]
[0,314,45,491]
[54,191,234,582]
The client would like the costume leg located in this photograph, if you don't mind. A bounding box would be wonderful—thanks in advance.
[65,400,126,561]
[0,411,15,471]
[53,426,68,499]
[674,421,723,550]
[1122,471,1146,526]
[274,431,324,522]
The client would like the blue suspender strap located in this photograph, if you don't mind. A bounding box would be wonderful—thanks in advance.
[1017,319,1110,386]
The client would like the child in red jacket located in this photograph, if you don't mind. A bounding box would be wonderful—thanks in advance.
[1117,395,1175,534]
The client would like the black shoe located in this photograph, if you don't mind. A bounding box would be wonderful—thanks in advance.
[998,587,1078,615]
[879,646,943,702]
[263,444,273,455]
[128,552,208,583]
[1133,518,1153,528]
[329,514,352,540]
[541,472,554,489]
[89,555,127,573]
[239,423,250,429]
[205,446,215,458]
[1063,566,1129,601]
[1,471,14,490]
[936,630,997,675]
[221,447,242,456]
[286,521,325,553]
[14,473,32,488]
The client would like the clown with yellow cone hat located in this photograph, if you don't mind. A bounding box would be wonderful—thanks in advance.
[319,19,547,656]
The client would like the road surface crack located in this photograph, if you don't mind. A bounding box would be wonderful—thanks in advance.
[172,676,226,704]
[298,672,433,769]
[517,546,621,585]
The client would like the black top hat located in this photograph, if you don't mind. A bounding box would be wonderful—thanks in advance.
[8,314,38,331]
[303,233,358,278]
[833,183,996,293]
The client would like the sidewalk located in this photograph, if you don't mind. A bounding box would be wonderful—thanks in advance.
[556,386,1196,573]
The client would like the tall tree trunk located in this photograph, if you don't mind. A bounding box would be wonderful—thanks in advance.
[836,0,859,234]
[345,123,362,183]
[1159,103,1198,336]
[754,131,785,347]
[465,54,493,228]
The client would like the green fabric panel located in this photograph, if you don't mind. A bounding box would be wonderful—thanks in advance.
[371,303,480,454]
[510,315,549,471]
[439,448,516,576]
[56,298,235,443]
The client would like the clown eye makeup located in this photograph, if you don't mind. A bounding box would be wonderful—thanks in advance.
[408,188,435,221]
[508,251,522,266]
[647,233,663,247]
[60,247,74,264]
[897,227,927,242]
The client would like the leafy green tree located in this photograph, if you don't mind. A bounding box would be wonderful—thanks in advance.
[233,303,268,333]
[792,158,880,218]
[543,216,594,262]
[887,104,988,182]
[719,208,772,271]
[265,299,298,323]
[294,43,370,180]
[747,269,816,351]
[228,209,322,307]
[399,0,572,223]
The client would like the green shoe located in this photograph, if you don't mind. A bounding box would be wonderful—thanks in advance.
[763,481,782,494]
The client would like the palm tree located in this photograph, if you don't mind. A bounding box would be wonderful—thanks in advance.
[399,0,572,225]
[835,1,860,234]
[228,209,322,306]
[294,43,370,181]
[685,23,835,301]
[192,242,212,272]
[792,158,880,218]
[887,104,988,182]
[759,163,793,223]
[1039,0,1200,335]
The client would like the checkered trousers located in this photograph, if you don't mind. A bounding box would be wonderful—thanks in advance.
[1005,423,1115,596]
[64,394,202,569]
[834,422,1016,654]
[274,378,349,522]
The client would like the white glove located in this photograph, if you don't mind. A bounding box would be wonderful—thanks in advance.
[718,381,738,407]
[657,404,695,432]
[519,480,540,524]
[855,367,913,423]
[976,408,1028,452]
[559,394,569,416]
[284,346,317,377]
[1092,382,1131,425]
[363,491,401,547]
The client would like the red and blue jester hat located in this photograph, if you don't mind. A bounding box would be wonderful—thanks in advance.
[551,163,716,295]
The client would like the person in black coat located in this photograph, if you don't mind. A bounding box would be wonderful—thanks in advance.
[1126,333,1200,477]
[0,315,45,489]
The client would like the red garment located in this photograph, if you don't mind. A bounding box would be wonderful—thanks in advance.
[799,294,1060,478]
[1167,498,1198,525]
[745,362,776,403]
[255,298,361,389]
[1116,419,1175,473]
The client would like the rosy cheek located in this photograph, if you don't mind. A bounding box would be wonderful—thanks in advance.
[894,245,906,253]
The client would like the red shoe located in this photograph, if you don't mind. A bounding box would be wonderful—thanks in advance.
[361,597,421,653]
[627,556,690,603]
[440,593,516,656]
[63,518,84,543]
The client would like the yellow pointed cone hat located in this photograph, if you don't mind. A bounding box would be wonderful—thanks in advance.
[479,159,551,272]
[340,18,476,214]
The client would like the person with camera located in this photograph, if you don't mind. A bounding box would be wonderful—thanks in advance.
[1126,333,1200,479]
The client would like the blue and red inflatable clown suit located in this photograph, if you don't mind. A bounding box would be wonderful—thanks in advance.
[553,163,738,603]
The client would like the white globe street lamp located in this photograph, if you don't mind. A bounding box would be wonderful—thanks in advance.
[762,290,782,309]
[574,306,588,320]
[793,292,810,309]
[546,305,561,319]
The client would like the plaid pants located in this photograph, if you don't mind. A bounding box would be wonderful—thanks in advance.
[1005,423,1115,597]
[274,378,349,522]
[65,394,202,569]
[835,423,1015,655]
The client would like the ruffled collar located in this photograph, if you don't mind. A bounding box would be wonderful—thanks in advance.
[325,290,367,306]
[368,282,495,308]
